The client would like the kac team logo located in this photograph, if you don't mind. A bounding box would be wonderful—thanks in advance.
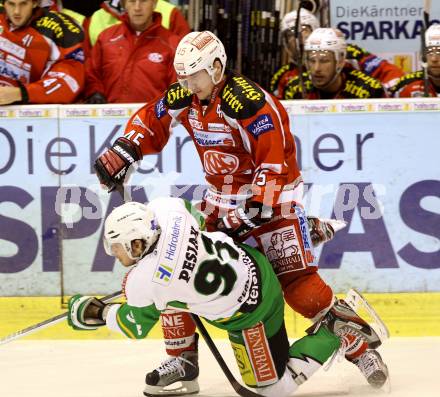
[203,150,239,175]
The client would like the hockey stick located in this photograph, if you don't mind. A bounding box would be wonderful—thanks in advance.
[0,290,124,346]
[422,0,432,97]
[294,1,307,98]
[191,314,264,397]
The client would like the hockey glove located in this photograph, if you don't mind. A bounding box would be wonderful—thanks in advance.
[216,201,272,239]
[94,137,142,192]
[307,216,347,247]
[67,294,110,330]
[86,92,107,104]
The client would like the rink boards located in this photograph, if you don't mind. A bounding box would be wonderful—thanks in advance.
[1,292,439,339]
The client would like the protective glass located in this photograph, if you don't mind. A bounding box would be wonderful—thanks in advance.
[427,46,440,57]
[103,239,123,257]
[282,25,311,46]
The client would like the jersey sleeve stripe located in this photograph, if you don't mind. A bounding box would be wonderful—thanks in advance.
[116,310,137,338]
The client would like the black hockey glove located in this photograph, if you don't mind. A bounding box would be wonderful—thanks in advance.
[86,92,107,104]
[94,137,142,192]
[216,201,273,239]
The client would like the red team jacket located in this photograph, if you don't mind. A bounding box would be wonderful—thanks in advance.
[99,0,190,39]
[85,13,179,103]
[0,8,85,103]
[122,72,301,209]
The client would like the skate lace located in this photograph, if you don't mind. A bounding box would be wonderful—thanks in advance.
[157,356,192,377]
[323,328,364,371]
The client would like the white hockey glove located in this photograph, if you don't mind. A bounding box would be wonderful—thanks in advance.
[307,216,347,247]
[67,295,111,331]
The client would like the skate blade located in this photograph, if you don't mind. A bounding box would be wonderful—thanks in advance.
[143,380,200,397]
[345,289,390,343]
[383,374,392,394]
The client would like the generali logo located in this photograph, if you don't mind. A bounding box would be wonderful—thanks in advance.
[203,151,239,175]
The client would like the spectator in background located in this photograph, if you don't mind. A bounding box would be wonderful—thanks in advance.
[0,0,85,105]
[284,28,385,100]
[85,0,179,104]
[391,24,440,98]
[88,0,190,49]
[271,9,403,99]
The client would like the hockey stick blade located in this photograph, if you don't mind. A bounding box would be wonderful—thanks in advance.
[191,314,265,397]
[0,290,124,346]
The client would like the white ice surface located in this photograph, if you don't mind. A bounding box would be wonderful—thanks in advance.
[0,338,439,397]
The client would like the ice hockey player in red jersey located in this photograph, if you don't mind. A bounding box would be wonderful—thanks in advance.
[392,24,440,98]
[284,28,386,99]
[271,9,404,99]
[94,30,389,396]
[0,0,85,104]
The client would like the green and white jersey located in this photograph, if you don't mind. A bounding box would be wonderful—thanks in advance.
[106,197,262,338]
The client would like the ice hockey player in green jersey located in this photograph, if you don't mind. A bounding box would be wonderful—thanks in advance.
[67,197,386,397]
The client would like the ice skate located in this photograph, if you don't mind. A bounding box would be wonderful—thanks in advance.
[144,348,199,396]
[351,349,389,389]
[321,290,390,389]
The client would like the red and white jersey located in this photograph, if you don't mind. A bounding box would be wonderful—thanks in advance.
[123,72,301,209]
[0,7,85,103]
[390,70,440,97]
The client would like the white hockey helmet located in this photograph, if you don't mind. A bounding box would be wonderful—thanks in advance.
[174,31,227,85]
[280,8,320,33]
[426,24,440,48]
[103,202,160,261]
[305,28,347,63]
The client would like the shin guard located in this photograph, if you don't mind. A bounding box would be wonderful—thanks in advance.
[160,310,197,356]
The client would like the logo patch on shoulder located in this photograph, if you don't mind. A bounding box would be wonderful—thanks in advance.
[155,97,167,119]
[246,114,274,137]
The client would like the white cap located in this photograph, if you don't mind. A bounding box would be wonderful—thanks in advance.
[280,8,320,32]
[426,24,440,47]
[174,31,227,84]
[305,28,347,62]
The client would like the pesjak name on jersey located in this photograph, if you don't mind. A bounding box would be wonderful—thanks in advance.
[178,226,199,283]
